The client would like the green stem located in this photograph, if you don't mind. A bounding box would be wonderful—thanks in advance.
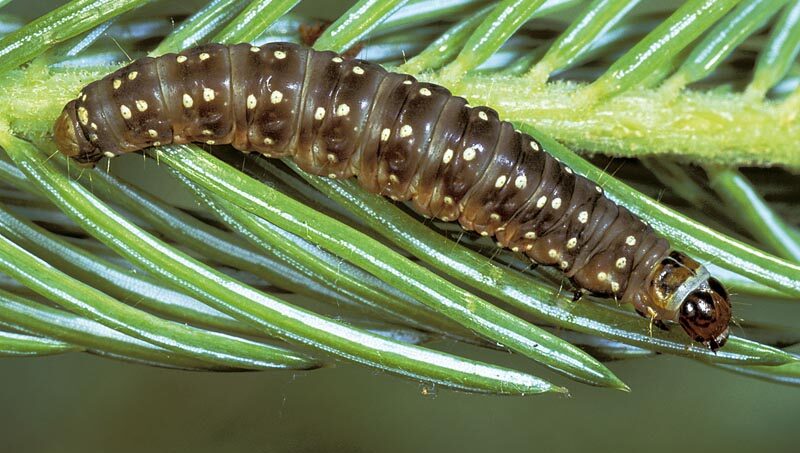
[707,167,800,263]
[528,0,642,84]
[83,167,353,304]
[0,229,320,371]
[1,133,557,395]
[153,144,622,389]
[586,0,741,100]
[213,0,301,45]
[0,0,151,76]
[747,0,800,98]
[152,0,251,56]
[0,288,238,370]
[0,328,79,357]
[313,0,409,52]
[399,4,494,74]
[440,0,548,80]
[171,165,476,338]
[0,201,266,338]
[663,0,788,92]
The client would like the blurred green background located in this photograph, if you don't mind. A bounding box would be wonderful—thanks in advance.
[2,344,799,452]
[1,1,798,451]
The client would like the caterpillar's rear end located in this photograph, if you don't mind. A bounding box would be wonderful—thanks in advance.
[54,42,731,350]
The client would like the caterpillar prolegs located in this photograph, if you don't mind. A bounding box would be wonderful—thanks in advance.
[53,42,732,350]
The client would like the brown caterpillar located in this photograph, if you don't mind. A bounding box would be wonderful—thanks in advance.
[53,42,732,350]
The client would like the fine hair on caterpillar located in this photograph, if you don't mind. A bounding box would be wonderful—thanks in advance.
[53,42,732,350]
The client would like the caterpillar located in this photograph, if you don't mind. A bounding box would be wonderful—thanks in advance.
[53,42,731,350]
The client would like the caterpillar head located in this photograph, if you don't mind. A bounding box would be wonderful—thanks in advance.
[678,277,731,351]
[54,100,102,167]
[648,252,731,351]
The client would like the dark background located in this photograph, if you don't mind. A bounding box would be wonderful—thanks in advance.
[1,1,798,452]
[2,345,798,452]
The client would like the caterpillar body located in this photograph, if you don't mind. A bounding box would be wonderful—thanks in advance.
[54,42,731,349]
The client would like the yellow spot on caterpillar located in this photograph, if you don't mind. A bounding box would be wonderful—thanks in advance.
[270,90,283,104]
[494,175,507,188]
[332,56,343,63]
[463,147,476,161]
[336,104,350,116]
[274,50,286,59]
[327,153,337,163]
[90,122,97,130]
[352,66,364,75]
[512,246,519,252]
[626,236,637,246]
[578,211,588,223]
[389,174,399,183]
[399,125,413,138]
[199,53,210,61]
[442,149,454,164]
[206,140,215,145]
[127,71,138,80]
[536,196,547,208]
[548,249,558,259]
[403,79,413,85]
[478,111,488,121]
[203,88,215,102]
[480,231,489,236]
[444,196,454,205]
[419,88,431,96]
[514,175,527,189]
[202,129,213,135]
[596,185,603,193]
[566,238,577,249]
[611,282,620,292]
[119,105,132,119]
[77,107,89,125]
[524,231,536,239]
[530,140,540,151]
[177,55,188,63]
[560,261,569,269]
[135,100,148,112]
[182,94,193,108]
[597,272,608,281]
[616,257,627,269]
[112,79,121,89]
[147,129,158,138]
[103,151,115,158]
[490,213,501,221]
[551,197,562,209]
[380,128,390,141]
[565,167,573,174]
[153,141,161,146]
[247,94,257,109]
[263,137,275,145]
[328,173,337,178]
[314,107,326,120]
